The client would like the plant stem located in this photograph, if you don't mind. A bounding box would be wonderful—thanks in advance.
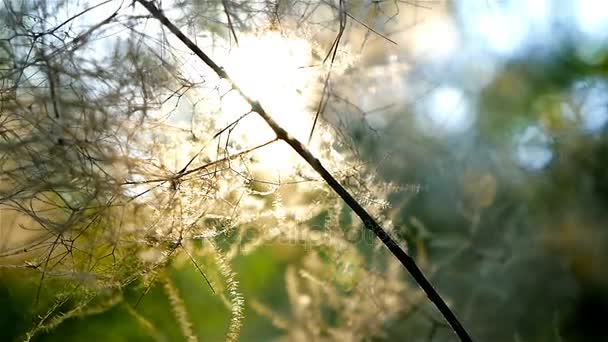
[135,1,472,340]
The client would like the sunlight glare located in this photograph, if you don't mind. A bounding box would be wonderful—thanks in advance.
[217,31,329,175]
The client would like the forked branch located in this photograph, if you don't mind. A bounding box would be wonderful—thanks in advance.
[135,1,472,340]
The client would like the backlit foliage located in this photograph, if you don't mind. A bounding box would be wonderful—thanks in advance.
[0,0,426,341]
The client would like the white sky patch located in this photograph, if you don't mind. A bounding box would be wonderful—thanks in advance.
[455,49,498,91]
[458,2,526,56]
[527,0,551,21]
[415,86,474,136]
[456,0,608,61]
[410,16,459,63]
[576,0,608,40]
[457,0,552,57]
[515,125,553,170]
[574,0,608,63]
[570,79,608,133]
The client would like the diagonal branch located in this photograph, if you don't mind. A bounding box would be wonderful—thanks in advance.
[135,1,472,341]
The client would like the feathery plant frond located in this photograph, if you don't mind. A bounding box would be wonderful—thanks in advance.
[23,286,123,341]
[208,241,244,342]
[162,274,198,342]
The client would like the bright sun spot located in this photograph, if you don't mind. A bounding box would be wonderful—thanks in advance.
[216,31,329,175]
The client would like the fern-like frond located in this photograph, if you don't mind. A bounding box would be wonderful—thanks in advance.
[162,274,198,342]
[23,289,122,341]
[209,241,243,342]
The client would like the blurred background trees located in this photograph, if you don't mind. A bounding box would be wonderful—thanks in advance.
[1,0,607,341]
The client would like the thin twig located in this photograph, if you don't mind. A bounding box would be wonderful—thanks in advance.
[122,138,278,185]
[222,0,239,46]
[308,0,346,144]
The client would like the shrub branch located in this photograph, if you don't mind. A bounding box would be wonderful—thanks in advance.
[135,1,472,340]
